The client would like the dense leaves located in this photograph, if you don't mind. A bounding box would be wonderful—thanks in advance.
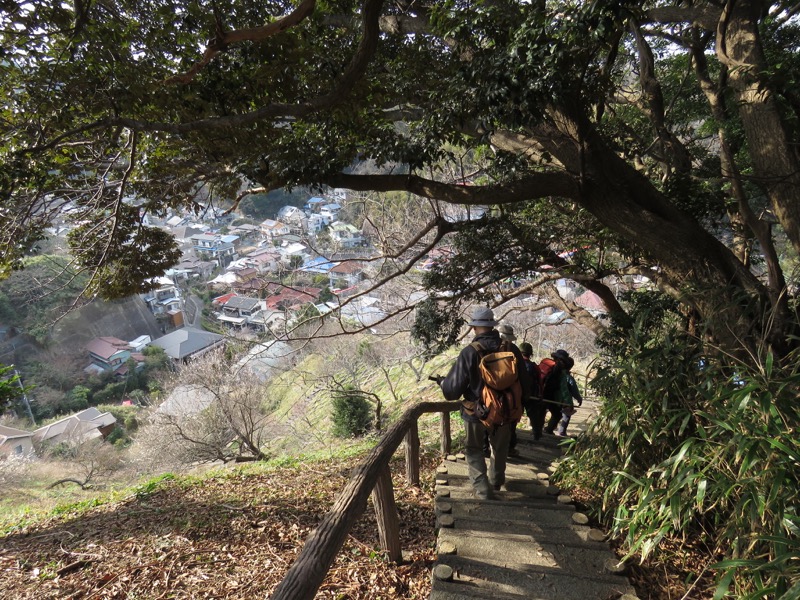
[556,296,800,598]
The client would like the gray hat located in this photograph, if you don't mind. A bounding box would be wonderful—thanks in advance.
[467,306,499,327]
[498,323,516,341]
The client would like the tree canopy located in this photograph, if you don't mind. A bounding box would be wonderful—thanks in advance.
[2,0,799,355]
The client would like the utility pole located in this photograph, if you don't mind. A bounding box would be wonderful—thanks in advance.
[13,368,35,426]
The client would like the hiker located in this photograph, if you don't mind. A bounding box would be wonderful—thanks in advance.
[518,341,543,439]
[498,323,522,457]
[438,306,531,500]
[539,349,572,435]
[554,356,583,437]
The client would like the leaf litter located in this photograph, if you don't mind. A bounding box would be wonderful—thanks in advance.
[0,453,438,599]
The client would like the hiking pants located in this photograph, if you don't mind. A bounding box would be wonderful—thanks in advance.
[543,400,562,433]
[464,420,512,496]
[525,397,545,439]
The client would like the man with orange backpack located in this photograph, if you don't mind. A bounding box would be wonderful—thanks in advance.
[437,306,532,500]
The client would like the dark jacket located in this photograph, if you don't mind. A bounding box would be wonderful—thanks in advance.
[440,330,532,422]
[567,374,583,405]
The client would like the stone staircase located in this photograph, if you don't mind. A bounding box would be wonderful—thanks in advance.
[429,400,640,600]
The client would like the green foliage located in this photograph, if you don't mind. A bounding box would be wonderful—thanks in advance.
[330,385,373,439]
[556,321,800,597]
[411,298,465,358]
[65,386,90,412]
[0,363,27,412]
[142,345,170,371]
[0,256,89,344]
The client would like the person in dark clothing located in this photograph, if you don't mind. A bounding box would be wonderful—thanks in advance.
[518,342,543,439]
[554,356,583,436]
[543,349,570,434]
[438,306,532,500]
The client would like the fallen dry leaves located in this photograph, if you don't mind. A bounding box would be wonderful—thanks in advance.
[0,453,439,599]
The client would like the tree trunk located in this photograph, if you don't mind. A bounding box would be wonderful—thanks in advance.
[528,106,777,356]
[718,0,800,257]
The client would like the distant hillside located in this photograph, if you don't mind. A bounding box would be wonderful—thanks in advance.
[50,296,164,351]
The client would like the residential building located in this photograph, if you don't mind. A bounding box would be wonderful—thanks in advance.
[191,233,238,268]
[259,219,290,241]
[85,337,137,376]
[227,223,261,243]
[33,407,117,448]
[243,247,281,273]
[142,276,182,315]
[304,197,326,212]
[328,261,364,290]
[218,295,262,328]
[0,425,34,458]
[277,241,308,264]
[248,309,286,335]
[320,203,341,222]
[328,221,363,248]
[171,256,216,280]
[265,286,321,311]
[149,328,226,362]
[306,213,327,233]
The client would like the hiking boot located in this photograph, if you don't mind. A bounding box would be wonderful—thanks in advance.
[474,490,495,500]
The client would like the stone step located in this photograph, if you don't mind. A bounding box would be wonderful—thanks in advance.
[436,528,622,575]
[436,487,572,512]
[437,474,556,500]
[438,458,555,482]
[436,511,607,546]
[431,554,637,600]
[430,399,639,600]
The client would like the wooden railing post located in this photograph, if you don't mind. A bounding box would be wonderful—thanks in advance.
[371,464,401,563]
[404,421,420,486]
[440,411,452,455]
[269,401,460,600]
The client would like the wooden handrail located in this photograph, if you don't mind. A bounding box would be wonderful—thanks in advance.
[269,400,461,600]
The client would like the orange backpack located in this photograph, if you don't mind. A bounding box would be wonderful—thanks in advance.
[470,341,524,428]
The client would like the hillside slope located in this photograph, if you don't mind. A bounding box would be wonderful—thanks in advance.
[0,452,439,599]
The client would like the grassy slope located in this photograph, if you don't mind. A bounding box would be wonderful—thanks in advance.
[0,344,461,598]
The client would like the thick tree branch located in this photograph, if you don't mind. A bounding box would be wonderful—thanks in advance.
[165,0,318,85]
[324,172,579,205]
[642,6,722,30]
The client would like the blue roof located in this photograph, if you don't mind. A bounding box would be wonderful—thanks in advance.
[306,197,325,204]
[300,256,334,273]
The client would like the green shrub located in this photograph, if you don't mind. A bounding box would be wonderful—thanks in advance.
[331,385,373,438]
[556,318,800,598]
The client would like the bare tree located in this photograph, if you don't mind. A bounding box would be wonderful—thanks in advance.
[135,352,273,468]
[47,439,124,490]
